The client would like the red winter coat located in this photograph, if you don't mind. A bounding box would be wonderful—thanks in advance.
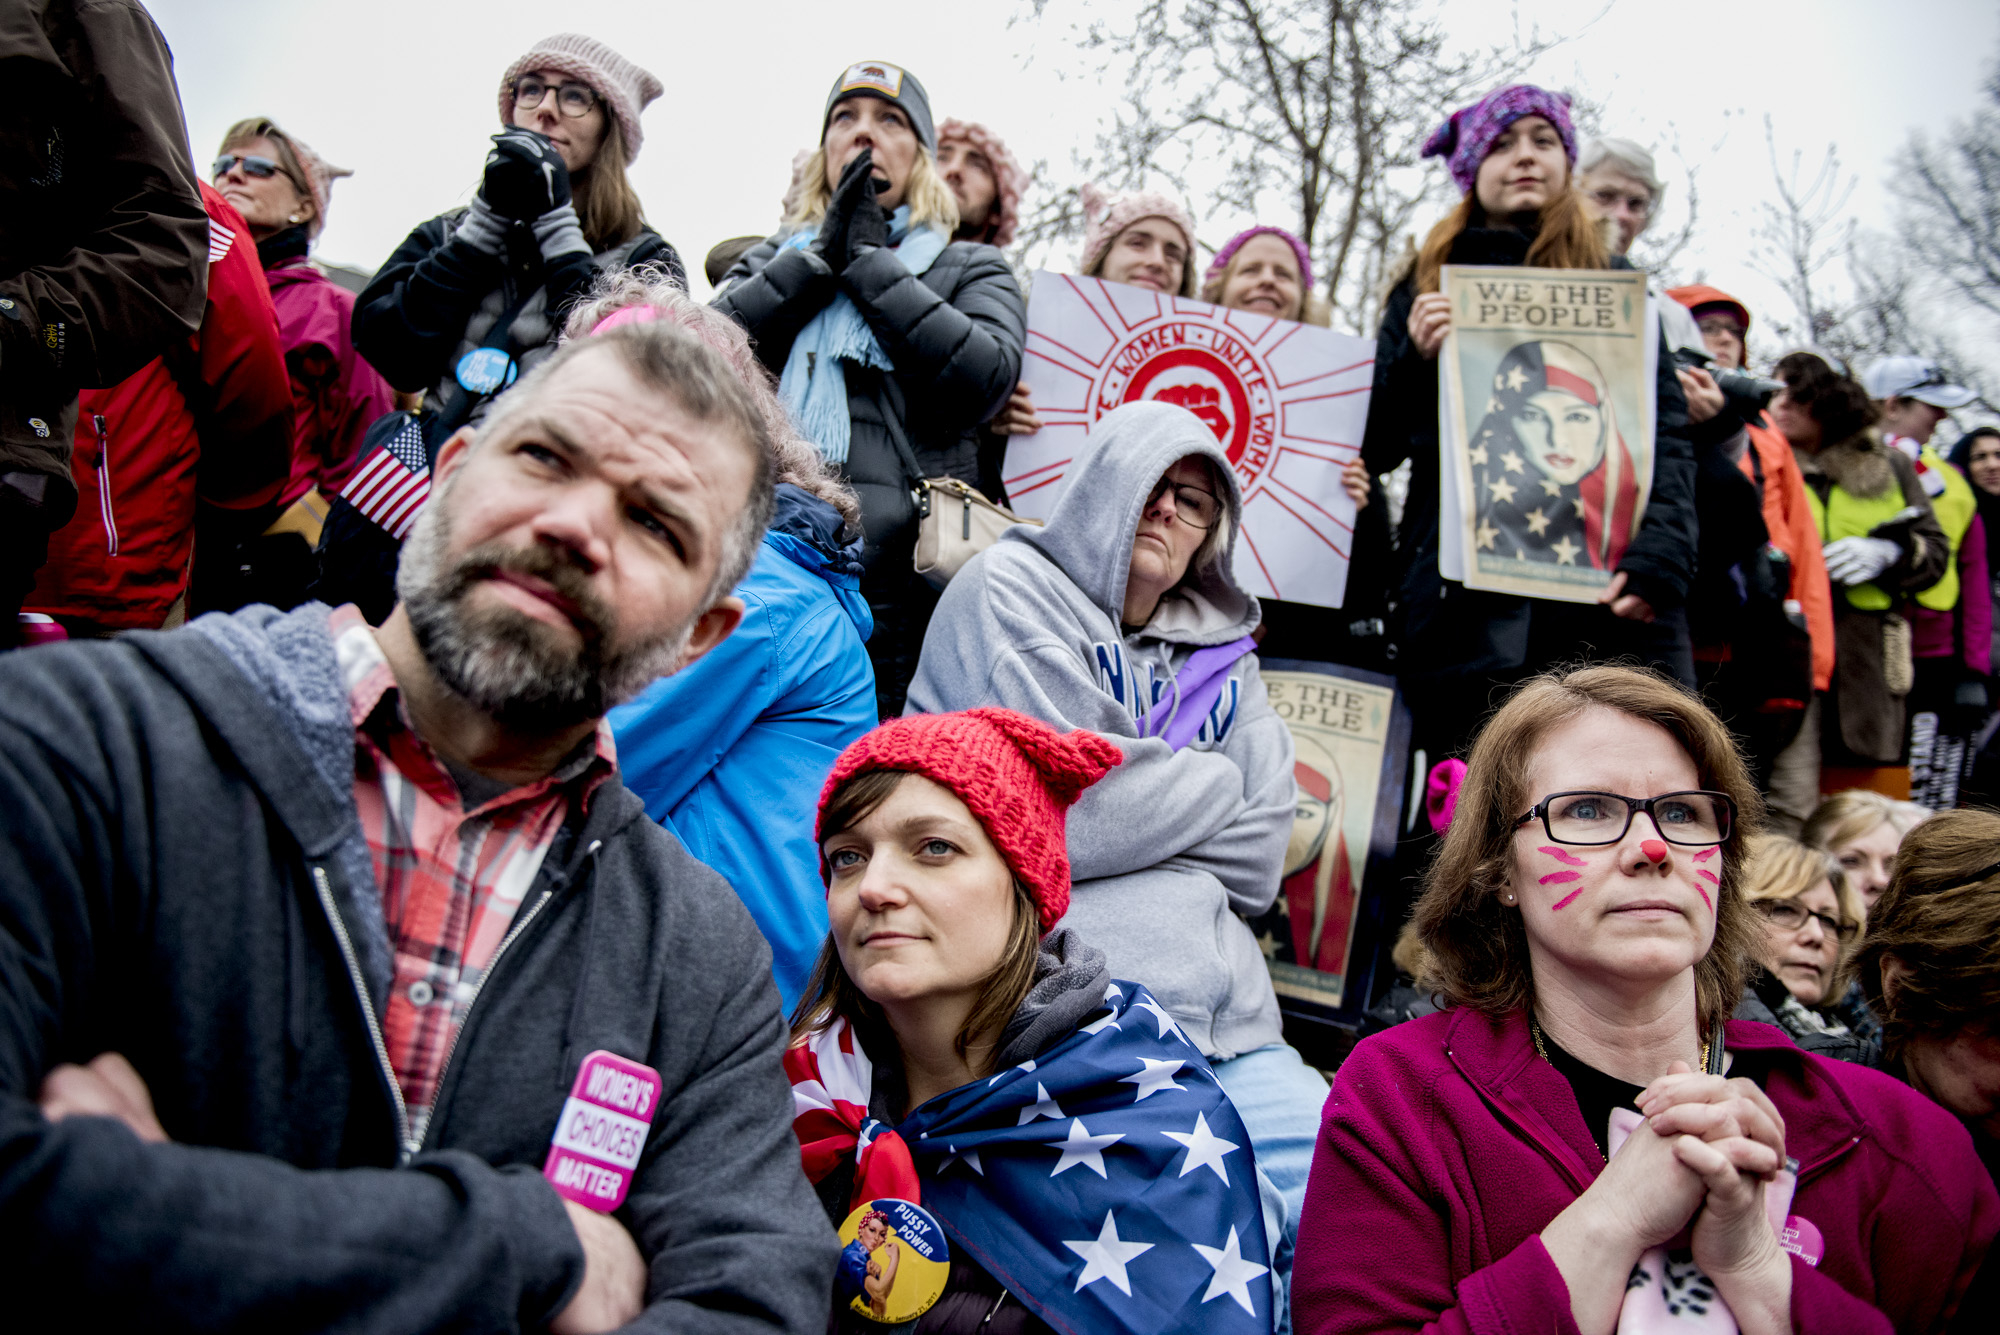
[1294,1007,1997,1334]
[27,186,290,629]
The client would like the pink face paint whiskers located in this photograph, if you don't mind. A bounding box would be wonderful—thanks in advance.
[1539,871,1580,885]
[1537,846,1588,868]
[1550,888,1584,911]
[1692,848,1718,863]
[1694,885,1713,911]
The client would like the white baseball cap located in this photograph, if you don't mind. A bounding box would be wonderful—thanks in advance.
[1862,356,1976,409]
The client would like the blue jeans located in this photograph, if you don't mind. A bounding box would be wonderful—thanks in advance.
[1212,1042,1331,1334]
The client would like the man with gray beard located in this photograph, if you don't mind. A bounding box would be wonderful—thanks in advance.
[0,322,838,1332]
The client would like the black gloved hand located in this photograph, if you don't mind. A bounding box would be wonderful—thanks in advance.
[814,148,875,266]
[846,167,889,259]
[480,128,572,221]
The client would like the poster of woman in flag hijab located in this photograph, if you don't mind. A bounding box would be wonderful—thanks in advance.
[1438,266,1657,604]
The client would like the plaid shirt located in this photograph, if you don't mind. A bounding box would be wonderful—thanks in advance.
[331,606,616,1143]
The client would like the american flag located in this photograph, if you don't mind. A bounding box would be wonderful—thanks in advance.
[340,415,431,539]
[787,981,1276,1334]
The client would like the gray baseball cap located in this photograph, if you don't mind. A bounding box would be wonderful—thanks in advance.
[1862,356,1976,409]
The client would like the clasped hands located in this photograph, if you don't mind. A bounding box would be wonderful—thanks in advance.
[37,1052,646,1334]
[813,147,890,271]
[1588,1064,1794,1312]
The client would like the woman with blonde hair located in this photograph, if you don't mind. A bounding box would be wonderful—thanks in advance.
[1293,663,1996,1333]
[714,60,1025,718]
[1357,85,1699,771]
[1732,835,1876,1064]
[1803,787,1928,913]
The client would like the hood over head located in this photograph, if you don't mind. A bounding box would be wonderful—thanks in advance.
[1014,400,1259,644]
[1667,283,1752,336]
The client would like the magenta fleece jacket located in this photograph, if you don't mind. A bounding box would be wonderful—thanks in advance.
[1293,1008,1997,1334]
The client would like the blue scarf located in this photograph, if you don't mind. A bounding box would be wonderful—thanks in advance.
[778,207,947,464]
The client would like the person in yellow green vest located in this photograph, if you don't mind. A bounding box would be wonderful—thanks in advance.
[1771,352,1949,794]
[1864,357,1991,810]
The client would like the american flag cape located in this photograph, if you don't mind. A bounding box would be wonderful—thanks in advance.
[785,981,1275,1334]
[339,413,431,539]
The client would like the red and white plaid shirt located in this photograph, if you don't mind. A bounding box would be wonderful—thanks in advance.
[331,606,616,1142]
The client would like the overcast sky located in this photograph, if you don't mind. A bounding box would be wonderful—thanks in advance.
[152,0,1998,348]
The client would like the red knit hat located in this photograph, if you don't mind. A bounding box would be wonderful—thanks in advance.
[815,709,1122,931]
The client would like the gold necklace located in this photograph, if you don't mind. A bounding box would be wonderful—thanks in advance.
[1530,1014,1710,1074]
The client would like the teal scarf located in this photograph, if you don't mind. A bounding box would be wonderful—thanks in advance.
[778,206,947,464]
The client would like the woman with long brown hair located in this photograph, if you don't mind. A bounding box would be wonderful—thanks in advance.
[353,34,683,442]
[1358,85,1699,773]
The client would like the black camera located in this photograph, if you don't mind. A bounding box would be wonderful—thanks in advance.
[1674,347,1784,419]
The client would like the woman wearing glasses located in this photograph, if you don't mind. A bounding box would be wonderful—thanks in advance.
[353,34,682,438]
[210,117,395,608]
[1734,835,1876,1064]
[909,401,1328,1298]
[1294,664,1997,1334]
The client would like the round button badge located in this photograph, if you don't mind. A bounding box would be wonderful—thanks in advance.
[455,346,518,396]
[835,1197,950,1324]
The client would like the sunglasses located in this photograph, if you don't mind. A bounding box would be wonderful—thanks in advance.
[212,154,299,186]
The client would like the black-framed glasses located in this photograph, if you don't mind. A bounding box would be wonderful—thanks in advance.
[212,154,300,187]
[1145,477,1221,530]
[1514,790,1735,847]
[1752,897,1859,942]
[513,76,600,118]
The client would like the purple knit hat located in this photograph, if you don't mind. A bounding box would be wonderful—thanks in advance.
[1421,84,1576,195]
[1203,225,1313,292]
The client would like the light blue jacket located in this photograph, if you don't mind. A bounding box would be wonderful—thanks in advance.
[611,485,877,1010]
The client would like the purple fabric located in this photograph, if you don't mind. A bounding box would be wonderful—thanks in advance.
[1292,1007,1998,1334]
[1424,758,1466,834]
[1912,513,1992,674]
[1141,635,1257,751]
[1421,84,1577,195]
[1203,225,1314,292]
[264,260,397,503]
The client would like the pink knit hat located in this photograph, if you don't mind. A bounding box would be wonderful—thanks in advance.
[937,119,1028,248]
[1203,225,1313,293]
[816,709,1122,931]
[1078,183,1199,297]
[497,33,663,165]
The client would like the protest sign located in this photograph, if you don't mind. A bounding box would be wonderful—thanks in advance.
[1438,266,1658,604]
[1003,272,1373,609]
[1248,662,1408,1018]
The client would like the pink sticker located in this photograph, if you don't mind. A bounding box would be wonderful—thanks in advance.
[1550,888,1584,911]
[544,1050,662,1212]
[1538,846,1588,867]
[1640,839,1669,863]
[1539,871,1581,885]
[1779,1215,1823,1267]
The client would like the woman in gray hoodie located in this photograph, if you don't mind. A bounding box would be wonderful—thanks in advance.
[907,399,1327,1258]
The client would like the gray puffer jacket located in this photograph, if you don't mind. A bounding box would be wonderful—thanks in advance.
[713,235,1024,570]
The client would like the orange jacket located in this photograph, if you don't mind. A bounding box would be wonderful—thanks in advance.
[1745,419,1835,691]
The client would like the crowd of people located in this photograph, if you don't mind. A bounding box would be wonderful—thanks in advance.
[2,5,1997,1331]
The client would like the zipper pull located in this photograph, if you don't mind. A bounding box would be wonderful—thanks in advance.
[91,414,107,467]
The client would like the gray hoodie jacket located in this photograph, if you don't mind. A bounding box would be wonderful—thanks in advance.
[908,402,1295,1059]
